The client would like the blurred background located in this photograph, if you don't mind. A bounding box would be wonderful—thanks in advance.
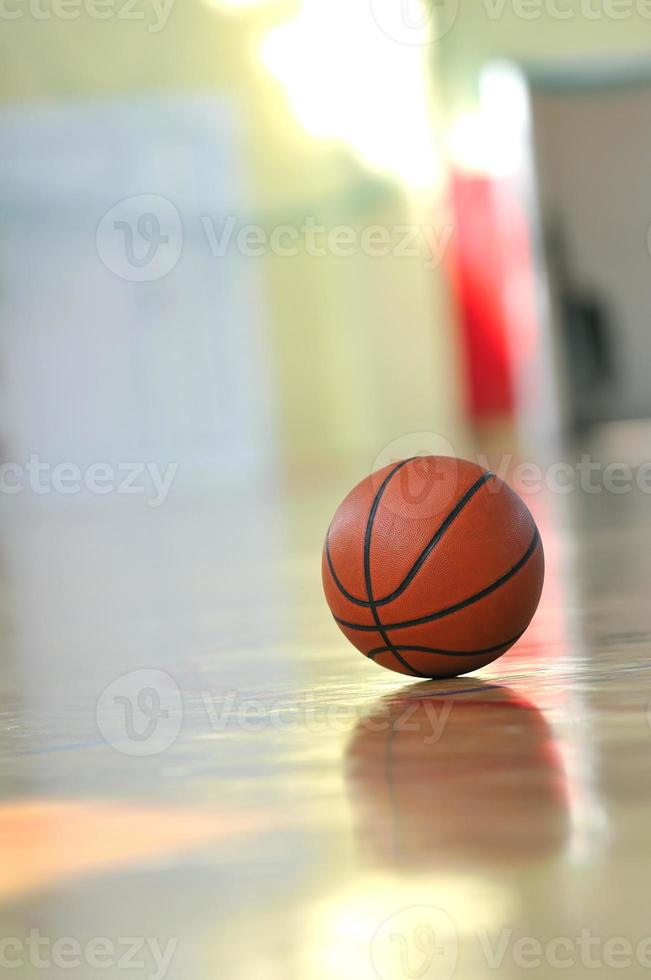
[3,0,651,481]
[3,3,651,979]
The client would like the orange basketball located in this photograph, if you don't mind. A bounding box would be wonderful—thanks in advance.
[322,455,544,679]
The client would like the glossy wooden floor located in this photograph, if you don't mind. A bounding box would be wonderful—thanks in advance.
[2,452,651,980]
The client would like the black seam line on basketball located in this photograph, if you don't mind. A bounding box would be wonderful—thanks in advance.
[325,470,496,608]
[324,457,418,607]
[336,528,540,632]
[389,654,432,678]
[366,630,525,660]
[363,459,422,677]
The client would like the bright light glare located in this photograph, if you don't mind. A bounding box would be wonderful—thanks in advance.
[206,0,281,8]
[449,65,531,177]
[261,0,438,189]
[301,875,515,980]
[448,113,494,175]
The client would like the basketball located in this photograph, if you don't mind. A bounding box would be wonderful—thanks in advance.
[322,455,545,679]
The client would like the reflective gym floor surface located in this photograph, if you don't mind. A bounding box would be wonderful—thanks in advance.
[2,436,651,980]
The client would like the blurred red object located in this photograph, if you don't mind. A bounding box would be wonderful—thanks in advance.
[448,170,538,423]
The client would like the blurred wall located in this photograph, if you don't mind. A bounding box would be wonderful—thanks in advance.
[0,1,468,480]
[437,2,651,116]
[534,83,651,424]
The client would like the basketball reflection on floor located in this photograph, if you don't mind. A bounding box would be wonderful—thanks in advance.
[345,680,569,869]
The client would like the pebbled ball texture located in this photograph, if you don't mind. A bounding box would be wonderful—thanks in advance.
[322,455,544,679]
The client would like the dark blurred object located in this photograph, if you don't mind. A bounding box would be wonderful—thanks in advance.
[546,217,617,432]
